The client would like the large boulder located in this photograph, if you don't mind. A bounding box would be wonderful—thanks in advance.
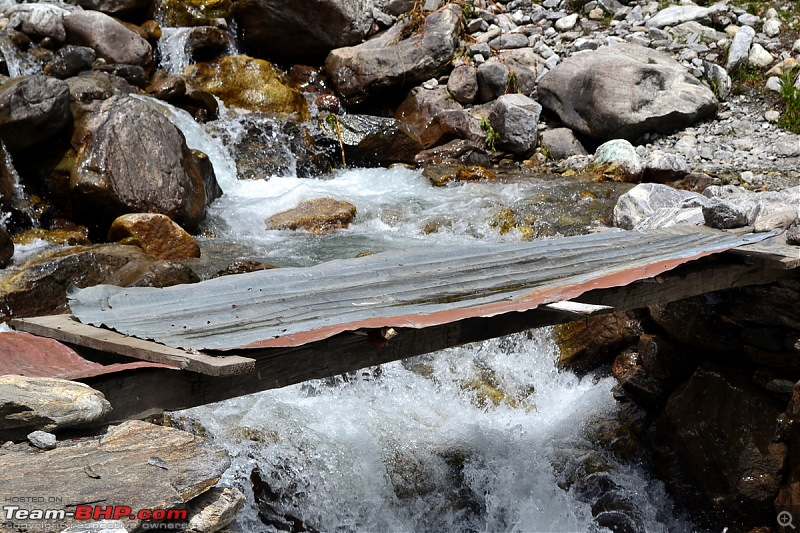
[326,4,462,105]
[394,86,482,149]
[613,183,707,229]
[0,75,71,152]
[589,139,644,182]
[488,94,541,156]
[63,11,152,67]
[108,213,201,261]
[184,56,308,118]
[319,113,424,166]
[70,95,219,233]
[6,3,69,43]
[266,198,356,233]
[234,0,372,64]
[538,43,717,141]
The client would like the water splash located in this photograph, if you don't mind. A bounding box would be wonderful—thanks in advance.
[158,27,193,76]
[0,39,42,77]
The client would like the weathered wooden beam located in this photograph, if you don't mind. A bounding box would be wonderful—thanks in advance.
[724,235,800,269]
[80,257,796,422]
[11,315,255,377]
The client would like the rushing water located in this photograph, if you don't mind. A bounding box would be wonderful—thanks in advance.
[135,97,692,531]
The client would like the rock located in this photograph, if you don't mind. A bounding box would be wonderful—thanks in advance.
[488,94,541,156]
[0,244,143,318]
[422,164,495,186]
[632,206,705,230]
[753,204,797,232]
[108,213,201,261]
[613,183,706,230]
[185,487,245,533]
[414,139,490,167]
[394,86,470,148]
[703,62,731,100]
[702,197,748,229]
[64,11,152,67]
[669,21,720,42]
[763,18,781,38]
[657,365,786,520]
[0,226,13,268]
[6,3,68,43]
[774,136,800,156]
[476,61,510,103]
[70,95,218,233]
[488,33,529,50]
[447,64,478,105]
[612,349,665,404]
[234,0,372,64]
[325,5,462,105]
[590,139,643,182]
[646,5,718,28]
[70,0,153,18]
[45,45,96,79]
[786,219,800,245]
[538,43,717,141]
[266,198,357,233]
[212,259,276,278]
[555,312,643,374]
[102,258,200,288]
[643,150,689,183]
[66,71,137,115]
[0,75,71,152]
[184,56,308,118]
[27,430,57,450]
[183,26,232,62]
[539,128,588,160]
[0,375,111,438]
[157,0,233,27]
[320,114,424,166]
[725,25,755,73]
[60,520,127,533]
[748,43,774,69]
[0,420,231,532]
[555,13,579,31]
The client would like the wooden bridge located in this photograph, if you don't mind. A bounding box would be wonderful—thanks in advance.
[7,226,800,421]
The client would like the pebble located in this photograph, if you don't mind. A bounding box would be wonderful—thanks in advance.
[27,430,57,450]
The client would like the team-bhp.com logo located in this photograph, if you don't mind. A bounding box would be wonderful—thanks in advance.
[4,504,188,528]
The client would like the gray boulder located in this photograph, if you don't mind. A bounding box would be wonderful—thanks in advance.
[477,61,511,103]
[447,64,478,105]
[6,3,69,43]
[319,113,424,166]
[488,94,541,156]
[326,5,462,105]
[235,0,372,64]
[646,4,721,28]
[643,150,689,183]
[614,182,707,229]
[71,95,219,233]
[394,86,482,148]
[64,10,152,66]
[0,75,71,152]
[726,26,755,74]
[538,43,718,141]
[702,197,748,229]
[540,128,588,160]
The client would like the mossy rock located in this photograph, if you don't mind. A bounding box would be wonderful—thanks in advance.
[157,0,233,27]
[12,228,91,247]
[184,56,309,118]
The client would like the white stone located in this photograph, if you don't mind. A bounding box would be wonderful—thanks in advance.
[646,4,722,28]
[748,43,774,68]
[765,110,781,123]
[27,430,56,450]
[764,18,781,37]
[766,76,783,92]
[555,13,579,31]
[726,25,755,72]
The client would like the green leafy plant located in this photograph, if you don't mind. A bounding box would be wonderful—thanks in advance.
[778,68,800,134]
[481,118,500,152]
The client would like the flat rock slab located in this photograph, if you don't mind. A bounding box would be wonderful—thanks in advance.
[0,420,230,532]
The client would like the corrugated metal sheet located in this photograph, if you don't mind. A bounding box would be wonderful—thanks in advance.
[68,227,775,351]
[0,331,177,379]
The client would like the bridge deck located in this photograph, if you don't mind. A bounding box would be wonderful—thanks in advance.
[8,226,800,421]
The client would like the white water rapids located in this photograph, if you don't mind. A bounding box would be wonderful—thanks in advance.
[135,96,694,532]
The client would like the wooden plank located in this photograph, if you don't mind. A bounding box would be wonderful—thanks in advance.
[80,256,796,422]
[10,315,255,377]
[725,235,800,269]
[542,301,614,317]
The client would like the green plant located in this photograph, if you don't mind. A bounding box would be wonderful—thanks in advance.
[504,70,519,94]
[778,68,800,134]
[481,118,500,152]
[397,0,426,41]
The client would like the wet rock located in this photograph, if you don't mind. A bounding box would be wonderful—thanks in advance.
[589,139,643,182]
[94,63,147,87]
[650,295,744,354]
[489,94,541,157]
[0,75,71,152]
[184,55,308,118]
[108,213,201,261]
[45,45,95,79]
[702,197,748,229]
[613,183,706,229]
[538,43,717,141]
[64,11,152,67]
[146,74,186,100]
[658,365,786,520]
[540,128,588,160]
[394,86,480,149]
[6,3,68,43]
[414,139,490,167]
[1,420,231,531]
[70,0,154,19]
[211,260,276,278]
[320,113,424,167]
[266,198,357,233]
[102,258,200,288]
[183,26,232,62]
[612,348,665,404]
[447,64,478,105]
[726,25,755,74]
[642,151,688,183]
[0,375,111,438]
[235,0,372,64]
[185,486,245,533]
[157,0,232,27]
[66,71,137,115]
[27,430,56,450]
[70,95,218,233]
[326,5,462,105]
[555,312,644,374]
[0,227,13,268]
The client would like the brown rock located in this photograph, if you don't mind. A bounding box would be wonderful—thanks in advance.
[266,198,356,233]
[320,113,424,167]
[212,260,277,278]
[102,258,201,288]
[108,213,201,261]
[184,26,232,62]
[457,166,495,182]
[0,75,71,152]
[0,375,111,438]
[395,86,466,148]
[12,228,91,246]
[185,486,245,533]
[414,139,491,167]
[0,420,230,531]
[555,312,644,373]
[447,64,478,105]
[184,56,309,118]
[157,0,233,27]
[63,11,152,67]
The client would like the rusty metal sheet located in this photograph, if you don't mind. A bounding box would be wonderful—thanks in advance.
[68,227,777,352]
[0,331,177,379]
